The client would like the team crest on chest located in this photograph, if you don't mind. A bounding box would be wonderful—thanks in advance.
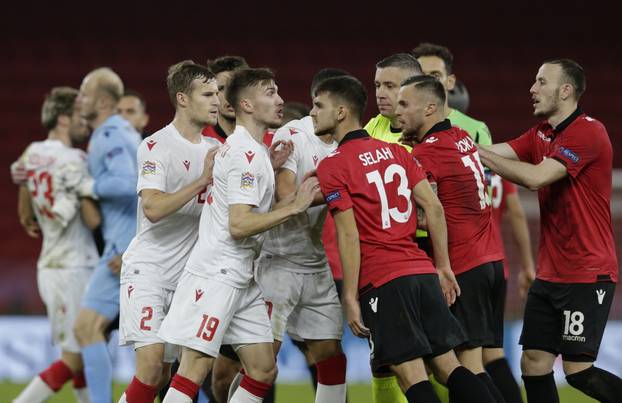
[245,150,255,163]
[183,160,190,171]
[147,140,156,150]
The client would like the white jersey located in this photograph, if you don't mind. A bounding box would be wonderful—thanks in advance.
[18,139,98,270]
[262,116,337,271]
[186,126,275,288]
[121,124,220,289]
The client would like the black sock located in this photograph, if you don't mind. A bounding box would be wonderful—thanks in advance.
[522,372,559,403]
[566,366,622,403]
[263,382,276,403]
[201,369,215,403]
[447,366,496,403]
[309,364,318,391]
[485,358,523,403]
[405,380,441,403]
[477,372,507,402]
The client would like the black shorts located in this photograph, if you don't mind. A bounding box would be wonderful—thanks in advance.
[219,344,240,362]
[520,279,615,362]
[416,236,432,258]
[451,262,503,349]
[490,262,507,348]
[360,274,466,372]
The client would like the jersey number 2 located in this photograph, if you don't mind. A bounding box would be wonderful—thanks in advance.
[366,164,413,229]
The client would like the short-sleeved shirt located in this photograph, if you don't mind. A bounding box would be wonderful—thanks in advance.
[316,130,436,291]
[202,123,275,147]
[508,109,617,283]
[448,109,492,146]
[489,174,518,278]
[262,116,337,271]
[412,120,504,275]
[185,126,275,288]
[121,124,221,289]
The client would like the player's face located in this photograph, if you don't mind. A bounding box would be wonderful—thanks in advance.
[530,63,562,119]
[417,55,455,93]
[118,95,148,132]
[215,71,236,121]
[69,102,90,144]
[396,85,426,140]
[251,80,284,128]
[186,78,220,127]
[374,67,412,118]
[310,92,338,136]
[76,76,99,123]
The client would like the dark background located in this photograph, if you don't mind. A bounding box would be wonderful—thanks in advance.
[1,1,620,316]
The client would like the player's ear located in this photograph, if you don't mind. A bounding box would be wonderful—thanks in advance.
[446,74,456,92]
[559,83,573,101]
[240,98,253,113]
[336,105,346,122]
[176,92,188,108]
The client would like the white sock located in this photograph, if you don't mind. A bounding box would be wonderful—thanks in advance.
[162,387,194,403]
[13,376,54,403]
[227,371,244,402]
[316,383,346,403]
[117,392,127,403]
[74,387,91,403]
[229,386,263,403]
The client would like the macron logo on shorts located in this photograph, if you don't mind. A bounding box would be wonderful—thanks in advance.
[597,289,606,305]
[195,289,204,302]
[127,285,134,298]
[369,297,378,313]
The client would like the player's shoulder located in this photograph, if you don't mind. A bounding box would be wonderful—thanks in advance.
[274,116,313,141]
[569,113,607,134]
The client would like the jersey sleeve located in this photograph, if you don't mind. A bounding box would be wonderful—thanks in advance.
[272,127,298,175]
[91,129,138,199]
[136,139,167,193]
[226,150,262,207]
[549,123,601,178]
[411,146,438,184]
[507,129,535,163]
[316,159,353,213]
[395,145,427,187]
[10,146,31,185]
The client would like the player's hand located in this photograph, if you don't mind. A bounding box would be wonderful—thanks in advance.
[269,140,294,170]
[518,265,536,298]
[437,267,460,306]
[107,254,122,275]
[292,176,320,214]
[20,215,40,238]
[343,297,370,338]
[200,146,220,186]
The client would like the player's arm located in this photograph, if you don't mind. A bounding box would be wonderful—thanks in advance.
[505,192,536,297]
[82,137,137,199]
[141,147,218,223]
[333,208,369,338]
[18,185,40,238]
[478,142,519,160]
[478,147,567,190]
[228,176,319,240]
[412,179,460,305]
[275,168,324,206]
[80,198,101,230]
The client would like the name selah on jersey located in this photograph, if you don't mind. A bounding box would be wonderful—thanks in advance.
[121,124,221,289]
[185,126,275,288]
[18,139,98,270]
[262,116,337,271]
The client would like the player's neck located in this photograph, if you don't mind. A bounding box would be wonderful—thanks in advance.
[417,116,444,142]
[237,115,267,144]
[333,120,363,144]
[444,100,453,119]
[318,134,333,144]
[47,128,71,147]
[389,115,401,129]
[218,115,236,136]
[90,109,116,131]
[548,102,579,129]
[171,115,203,144]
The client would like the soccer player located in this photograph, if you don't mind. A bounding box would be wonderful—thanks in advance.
[11,87,97,403]
[118,90,150,137]
[314,75,498,403]
[255,68,350,403]
[116,61,221,403]
[477,59,621,403]
[397,75,506,402]
[412,42,491,145]
[158,68,319,403]
[72,67,141,403]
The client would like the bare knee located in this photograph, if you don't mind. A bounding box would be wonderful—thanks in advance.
[306,339,343,363]
[73,309,109,346]
[521,349,556,376]
[135,345,166,385]
[562,360,592,376]
[246,363,277,385]
[429,350,461,385]
[482,347,505,366]
[61,351,83,373]
[456,347,485,374]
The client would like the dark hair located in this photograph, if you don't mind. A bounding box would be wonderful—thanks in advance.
[401,75,447,106]
[41,87,79,130]
[412,43,454,75]
[313,75,367,120]
[283,102,310,123]
[166,60,215,107]
[311,68,350,95]
[122,89,147,111]
[226,68,275,112]
[543,58,586,100]
[207,55,249,75]
[376,53,423,75]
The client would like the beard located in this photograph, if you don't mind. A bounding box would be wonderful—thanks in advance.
[534,89,560,119]
[314,123,335,137]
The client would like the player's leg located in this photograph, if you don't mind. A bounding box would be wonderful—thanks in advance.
[305,339,347,402]
[558,281,621,403]
[75,260,120,403]
[212,347,242,403]
[429,351,496,403]
[162,347,214,402]
[390,358,440,403]
[231,343,277,403]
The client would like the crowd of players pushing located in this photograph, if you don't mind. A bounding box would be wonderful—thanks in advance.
[10,42,619,403]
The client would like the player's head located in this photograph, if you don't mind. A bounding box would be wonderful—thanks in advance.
[374,53,423,119]
[448,80,470,113]
[77,67,124,124]
[282,102,310,124]
[412,42,456,96]
[396,75,446,142]
[167,60,219,127]
[207,55,249,122]
[41,86,89,144]
[310,75,367,136]
[531,59,585,119]
[118,90,149,133]
[310,68,350,98]
[226,68,284,128]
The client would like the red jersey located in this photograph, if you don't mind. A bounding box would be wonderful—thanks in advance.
[202,124,274,147]
[322,214,343,280]
[489,174,518,278]
[508,109,617,283]
[316,130,436,291]
[412,120,504,275]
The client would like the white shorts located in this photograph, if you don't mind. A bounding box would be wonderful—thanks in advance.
[158,271,273,357]
[119,273,180,363]
[37,267,92,353]
[256,255,343,342]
